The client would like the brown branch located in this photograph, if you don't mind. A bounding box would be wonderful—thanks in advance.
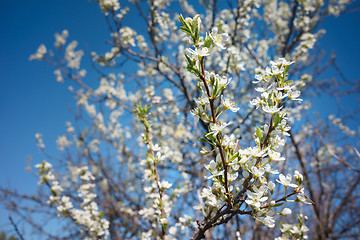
[289,129,327,239]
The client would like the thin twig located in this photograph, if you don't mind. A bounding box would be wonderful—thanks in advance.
[9,215,25,240]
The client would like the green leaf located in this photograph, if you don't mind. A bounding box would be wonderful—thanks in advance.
[146,152,153,161]
[273,202,284,207]
[274,113,281,127]
[180,26,192,35]
[161,222,168,235]
[256,126,263,143]
[191,15,200,33]
[204,35,212,48]
[194,26,199,42]
[178,14,186,26]
[184,54,193,66]
[284,64,290,73]
[213,80,219,98]
[179,14,191,31]
[199,137,207,143]
[200,137,214,145]
[228,152,239,162]
[215,105,221,115]
[187,65,199,75]
[205,132,217,143]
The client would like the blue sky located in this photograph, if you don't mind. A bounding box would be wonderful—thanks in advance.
[0,0,359,236]
[0,0,109,232]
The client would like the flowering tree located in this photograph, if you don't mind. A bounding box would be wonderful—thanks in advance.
[1,0,360,239]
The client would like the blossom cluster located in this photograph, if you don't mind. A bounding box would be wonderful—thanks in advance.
[180,14,308,231]
[29,29,86,85]
[99,0,120,14]
[329,114,356,136]
[35,161,110,239]
[136,104,174,239]
[29,44,47,61]
[275,214,309,240]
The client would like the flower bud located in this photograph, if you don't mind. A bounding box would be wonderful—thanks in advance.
[280,208,292,216]
[268,181,275,194]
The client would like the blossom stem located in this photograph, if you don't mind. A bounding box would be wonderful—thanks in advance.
[139,112,166,239]
[200,58,231,203]
[152,157,166,240]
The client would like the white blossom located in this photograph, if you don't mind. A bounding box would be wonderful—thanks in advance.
[263,216,275,228]
[209,27,229,50]
[221,95,239,112]
[29,44,47,60]
[276,174,297,188]
[186,47,210,57]
[208,122,231,137]
[262,105,282,114]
